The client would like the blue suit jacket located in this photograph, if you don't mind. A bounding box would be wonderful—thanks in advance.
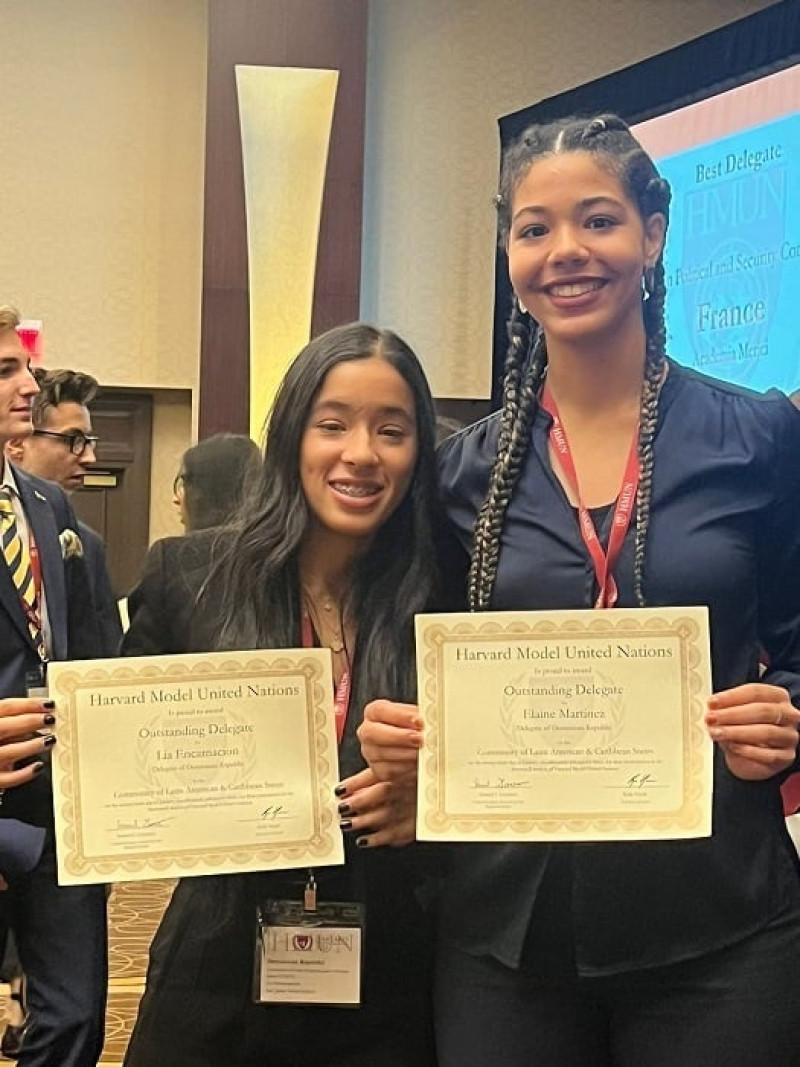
[78,520,122,656]
[0,465,102,826]
[0,819,46,879]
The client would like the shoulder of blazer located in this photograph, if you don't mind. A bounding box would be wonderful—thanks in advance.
[76,520,105,574]
[130,529,223,616]
[153,529,229,588]
[12,467,74,531]
[125,530,229,656]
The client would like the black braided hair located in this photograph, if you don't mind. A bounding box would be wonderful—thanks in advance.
[634,249,669,606]
[469,299,546,609]
[470,114,672,611]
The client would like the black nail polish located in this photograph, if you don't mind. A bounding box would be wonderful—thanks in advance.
[334,785,347,797]
[43,735,57,748]
[339,820,353,831]
[31,762,44,775]
[43,700,55,710]
[355,836,370,849]
[43,714,56,726]
[338,803,351,816]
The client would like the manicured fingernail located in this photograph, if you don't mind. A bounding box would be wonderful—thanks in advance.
[32,762,44,775]
[412,717,424,729]
[338,803,351,816]
[43,700,55,710]
[43,714,56,726]
[707,697,719,710]
[43,735,57,748]
[334,785,347,797]
[706,713,718,726]
[709,727,723,741]
[355,836,370,849]
[339,820,353,831]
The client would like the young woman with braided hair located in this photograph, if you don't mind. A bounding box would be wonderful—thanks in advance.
[359,115,800,1064]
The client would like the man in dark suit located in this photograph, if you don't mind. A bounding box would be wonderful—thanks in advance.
[0,307,107,1066]
[7,367,122,655]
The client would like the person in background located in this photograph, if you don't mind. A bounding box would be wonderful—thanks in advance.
[0,306,107,1067]
[172,433,261,532]
[7,368,122,655]
[123,435,261,631]
[360,115,800,1064]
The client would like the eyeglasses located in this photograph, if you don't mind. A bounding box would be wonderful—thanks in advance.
[32,430,99,457]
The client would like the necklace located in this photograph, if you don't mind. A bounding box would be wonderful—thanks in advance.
[303,593,346,655]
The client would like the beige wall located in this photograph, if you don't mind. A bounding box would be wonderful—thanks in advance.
[149,392,193,543]
[0,0,207,391]
[0,0,207,538]
[362,0,781,399]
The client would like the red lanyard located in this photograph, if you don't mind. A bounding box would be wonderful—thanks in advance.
[300,612,351,744]
[29,530,43,619]
[540,387,639,609]
[23,527,46,656]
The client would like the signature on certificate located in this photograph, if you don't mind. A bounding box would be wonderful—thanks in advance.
[114,816,174,830]
[625,773,656,788]
[471,777,531,791]
[261,805,289,821]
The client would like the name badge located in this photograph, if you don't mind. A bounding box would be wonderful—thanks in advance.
[25,664,48,701]
[256,899,364,1007]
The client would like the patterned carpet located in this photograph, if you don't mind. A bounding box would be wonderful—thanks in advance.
[101,879,174,1065]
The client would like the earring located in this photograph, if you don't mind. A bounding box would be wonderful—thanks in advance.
[643,265,655,297]
[515,295,529,315]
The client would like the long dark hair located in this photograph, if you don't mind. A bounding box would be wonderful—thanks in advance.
[470,114,672,611]
[204,322,440,710]
[180,433,261,531]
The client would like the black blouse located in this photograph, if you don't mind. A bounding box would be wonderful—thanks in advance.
[436,360,800,976]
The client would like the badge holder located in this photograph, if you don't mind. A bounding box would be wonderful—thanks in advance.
[255,872,365,1007]
[25,664,48,701]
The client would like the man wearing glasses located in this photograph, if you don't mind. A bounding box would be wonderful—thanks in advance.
[8,368,122,656]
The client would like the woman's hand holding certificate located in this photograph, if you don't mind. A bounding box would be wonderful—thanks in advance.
[48,650,344,885]
[706,682,800,781]
[414,607,715,842]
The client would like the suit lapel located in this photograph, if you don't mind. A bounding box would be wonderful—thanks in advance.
[15,473,68,661]
[0,529,36,651]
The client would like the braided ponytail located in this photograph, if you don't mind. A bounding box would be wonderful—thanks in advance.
[634,256,668,606]
[468,301,546,610]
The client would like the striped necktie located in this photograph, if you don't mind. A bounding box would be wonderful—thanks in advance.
[0,487,45,658]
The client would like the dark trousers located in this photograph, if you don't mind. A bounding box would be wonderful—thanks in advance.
[435,913,800,1066]
[2,840,107,1067]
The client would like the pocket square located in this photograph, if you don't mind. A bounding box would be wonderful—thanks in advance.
[59,528,84,560]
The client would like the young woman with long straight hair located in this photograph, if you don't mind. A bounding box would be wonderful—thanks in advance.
[122,322,442,1066]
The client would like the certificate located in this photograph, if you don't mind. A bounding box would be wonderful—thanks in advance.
[49,650,344,885]
[416,608,713,842]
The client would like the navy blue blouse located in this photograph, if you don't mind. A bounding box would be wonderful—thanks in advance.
[436,360,800,975]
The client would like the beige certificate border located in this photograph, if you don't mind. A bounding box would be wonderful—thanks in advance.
[416,608,712,841]
[50,652,342,882]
